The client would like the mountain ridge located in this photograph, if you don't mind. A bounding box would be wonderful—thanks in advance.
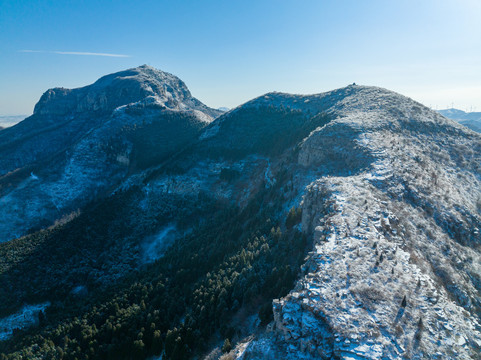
[0,67,480,360]
[240,89,481,359]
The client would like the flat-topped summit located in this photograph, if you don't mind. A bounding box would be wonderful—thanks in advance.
[33,65,216,116]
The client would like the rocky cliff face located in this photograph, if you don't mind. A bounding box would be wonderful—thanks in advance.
[0,65,221,242]
[32,65,218,117]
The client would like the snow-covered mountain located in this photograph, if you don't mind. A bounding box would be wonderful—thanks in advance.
[438,108,481,133]
[235,86,481,359]
[0,65,222,241]
[149,85,481,359]
[0,69,480,359]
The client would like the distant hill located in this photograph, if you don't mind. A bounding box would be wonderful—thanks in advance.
[0,115,28,129]
[438,108,481,132]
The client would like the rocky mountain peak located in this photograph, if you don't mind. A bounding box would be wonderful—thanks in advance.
[33,65,197,116]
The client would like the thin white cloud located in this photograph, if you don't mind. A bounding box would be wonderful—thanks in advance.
[19,50,44,53]
[53,51,130,57]
[19,50,130,58]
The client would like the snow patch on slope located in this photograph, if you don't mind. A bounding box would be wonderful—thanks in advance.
[142,224,177,263]
[0,303,50,341]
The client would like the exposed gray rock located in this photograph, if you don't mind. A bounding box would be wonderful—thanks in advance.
[33,65,213,116]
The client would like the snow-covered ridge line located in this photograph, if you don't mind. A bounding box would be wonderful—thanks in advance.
[239,86,481,359]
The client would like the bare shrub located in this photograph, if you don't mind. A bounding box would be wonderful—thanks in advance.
[351,284,385,311]
[394,324,404,337]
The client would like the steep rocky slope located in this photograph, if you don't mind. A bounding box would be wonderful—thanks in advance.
[236,86,481,359]
[0,65,221,241]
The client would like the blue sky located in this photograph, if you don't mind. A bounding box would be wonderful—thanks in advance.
[1,0,480,115]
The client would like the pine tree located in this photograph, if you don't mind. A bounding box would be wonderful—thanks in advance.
[222,338,232,353]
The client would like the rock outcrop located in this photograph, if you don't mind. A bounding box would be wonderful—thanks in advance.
[33,65,219,117]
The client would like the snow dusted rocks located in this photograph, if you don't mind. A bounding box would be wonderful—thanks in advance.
[240,86,481,359]
[33,65,220,118]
